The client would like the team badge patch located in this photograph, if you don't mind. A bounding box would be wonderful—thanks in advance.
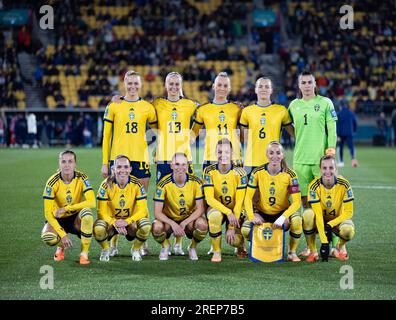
[104,107,109,118]
[326,200,332,208]
[331,109,337,118]
[140,186,146,196]
[292,178,299,186]
[45,186,52,196]
[171,109,178,120]
[156,188,162,198]
[179,199,186,206]
[99,188,106,197]
[119,199,126,208]
[84,180,91,188]
[129,112,135,120]
[241,176,247,185]
[347,189,353,198]
[263,227,273,240]
[310,191,316,199]
[314,104,320,112]
[204,175,211,184]
[260,116,266,126]
[249,175,255,184]
[219,111,225,122]
[269,187,275,196]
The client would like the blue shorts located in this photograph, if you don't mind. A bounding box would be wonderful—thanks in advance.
[45,214,81,238]
[156,162,194,183]
[110,160,151,179]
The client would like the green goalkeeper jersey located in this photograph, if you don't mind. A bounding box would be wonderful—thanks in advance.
[288,95,337,165]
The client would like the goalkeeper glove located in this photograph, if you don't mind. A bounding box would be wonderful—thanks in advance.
[324,224,333,243]
[325,147,336,157]
[320,243,330,262]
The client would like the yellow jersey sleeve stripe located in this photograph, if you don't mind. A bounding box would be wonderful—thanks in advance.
[104,119,113,123]
[343,198,354,203]
[195,196,204,200]
[83,188,93,193]
[43,196,55,200]
[153,198,165,202]
[238,122,248,127]
[247,184,258,189]
[97,197,109,201]
[308,199,320,203]
[136,196,147,201]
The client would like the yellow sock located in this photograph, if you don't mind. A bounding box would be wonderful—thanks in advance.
[211,236,222,253]
[289,214,302,253]
[162,238,170,249]
[306,234,317,253]
[190,228,207,248]
[175,236,183,245]
[110,234,119,248]
[133,218,151,250]
[79,209,93,256]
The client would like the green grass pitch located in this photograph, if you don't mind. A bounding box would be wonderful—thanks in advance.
[0,146,395,300]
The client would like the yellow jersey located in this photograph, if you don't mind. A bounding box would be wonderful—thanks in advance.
[193,101,242,162]
[153,97,197,162]
[154,173,204,222]
[102,98,157,164]
[239,103,292,166]
[308,176,354,243]
[43,170,96,238]
[97,175,149,226]
[203,164,247,218]
[245,164,301,220]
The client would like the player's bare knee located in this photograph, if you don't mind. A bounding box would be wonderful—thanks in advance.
[194,217,208,232]
[152,220,164,236]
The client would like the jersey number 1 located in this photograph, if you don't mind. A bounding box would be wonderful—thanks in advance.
[304,114,308,125]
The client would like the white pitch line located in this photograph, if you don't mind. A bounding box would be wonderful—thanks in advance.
[354,185,396,190]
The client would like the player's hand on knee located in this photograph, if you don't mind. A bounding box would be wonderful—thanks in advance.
[226,229,235,245]
[115,226,127,235]
[273,215,286,229]
[111,95,122,104]
[61,235,73,248]
[227,213,239,228]
[171,223,185,237]
[320,243,330,262]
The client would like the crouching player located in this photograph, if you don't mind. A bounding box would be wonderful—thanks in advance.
[41,150,95,265]
[152,153,208,261]
[94,155,151,262]
[243,142,303,262]
[304,155,355,262]
[203,138,248,263]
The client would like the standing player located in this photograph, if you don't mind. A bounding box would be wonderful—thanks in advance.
[239,77,294,176]
[191,72,242,171]
[243,142,303,262]
[203,139,247,263]
[102,70,157,257]
[152,153,208,261]
[152,72,198,256]
[337,101,358,168]
[288,71,338,257]
[305,156,355,262]
[93,155,151,262]
[41,150,95,265]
